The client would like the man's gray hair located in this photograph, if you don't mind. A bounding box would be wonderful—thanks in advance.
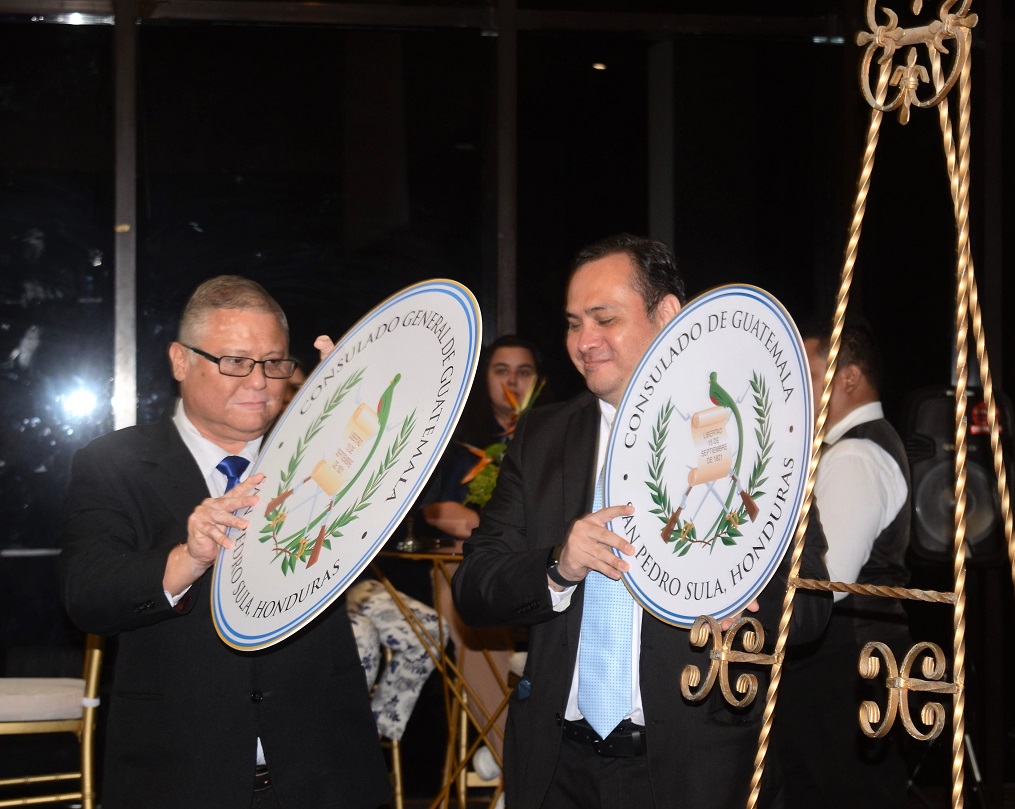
[178,275,289,345]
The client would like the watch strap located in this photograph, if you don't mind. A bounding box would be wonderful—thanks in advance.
[547,562,582,588]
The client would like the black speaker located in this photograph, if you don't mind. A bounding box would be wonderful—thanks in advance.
[903,386,1014,564]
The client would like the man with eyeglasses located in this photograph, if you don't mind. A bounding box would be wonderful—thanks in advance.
[58,276,391,809]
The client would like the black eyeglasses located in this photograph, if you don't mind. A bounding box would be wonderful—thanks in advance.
[182,344,298,379]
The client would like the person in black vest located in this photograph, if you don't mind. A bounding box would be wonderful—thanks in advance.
[774,317,912,808]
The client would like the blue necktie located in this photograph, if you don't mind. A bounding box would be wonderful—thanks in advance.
[216,455,249,492]
[577,472,634,739]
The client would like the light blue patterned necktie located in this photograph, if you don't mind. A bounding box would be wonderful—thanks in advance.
[577,470,634,739]
[216,455,249,492]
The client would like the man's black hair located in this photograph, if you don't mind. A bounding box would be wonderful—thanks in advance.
[571,233,687,314]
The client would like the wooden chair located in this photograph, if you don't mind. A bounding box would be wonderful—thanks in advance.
[0,634,103,809]
[374,645,404,809]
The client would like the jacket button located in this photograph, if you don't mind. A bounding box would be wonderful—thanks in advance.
[250,691,263,703]
[554,713,562,726]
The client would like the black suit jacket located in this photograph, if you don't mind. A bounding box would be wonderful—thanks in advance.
[452,391,831,809]
[59,412,391,809]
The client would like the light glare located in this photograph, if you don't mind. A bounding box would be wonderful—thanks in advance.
[63,387,99,419]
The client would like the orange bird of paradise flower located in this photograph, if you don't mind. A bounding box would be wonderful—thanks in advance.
[459,377,546,484]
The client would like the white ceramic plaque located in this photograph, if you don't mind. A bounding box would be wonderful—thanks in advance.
[605,285,812,627]
[213,279,482,650]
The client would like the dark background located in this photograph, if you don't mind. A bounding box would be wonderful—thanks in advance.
[0,2,1012,804]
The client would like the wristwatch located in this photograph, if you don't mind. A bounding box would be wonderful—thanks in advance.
[546,545,582,588]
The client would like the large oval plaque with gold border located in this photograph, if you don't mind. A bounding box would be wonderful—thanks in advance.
[213,280,482,650]
[605,285,812,627]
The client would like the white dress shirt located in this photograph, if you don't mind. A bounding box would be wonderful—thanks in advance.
[172,398,261,498]
[170,398,265,764]
[815,401,907,601]
[163,398,260,606]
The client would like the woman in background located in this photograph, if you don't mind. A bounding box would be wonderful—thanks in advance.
[422,334,546,538]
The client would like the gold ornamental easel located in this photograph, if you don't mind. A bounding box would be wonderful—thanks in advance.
[676,3,1013,808]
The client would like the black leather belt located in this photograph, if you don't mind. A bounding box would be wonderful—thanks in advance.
[253,765,272,792]
[561,718,647,757]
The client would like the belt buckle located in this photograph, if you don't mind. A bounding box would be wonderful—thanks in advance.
[595,723,644,757]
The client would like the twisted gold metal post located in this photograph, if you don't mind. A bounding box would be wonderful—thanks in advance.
[928,47,1014,591]
[678,6,1003,808]
[743,52,894,809]
[792,578,956,604]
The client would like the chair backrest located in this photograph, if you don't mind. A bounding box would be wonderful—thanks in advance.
[0,634,104,809]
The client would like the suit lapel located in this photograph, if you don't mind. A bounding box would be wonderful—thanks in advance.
[560,394,600,648]
[561,393,599,520]
[140,413,211,533]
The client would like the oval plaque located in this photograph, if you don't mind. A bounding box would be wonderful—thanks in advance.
[605,285,812,627]
[213,279,482,650]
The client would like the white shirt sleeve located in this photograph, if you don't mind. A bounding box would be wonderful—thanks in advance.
[549,583,576,611]
[814,437,907,601]
[164,585,193,607]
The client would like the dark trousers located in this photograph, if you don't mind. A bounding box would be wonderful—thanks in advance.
[538,734,654,809]
[251,789,282,809]
[774,613,910,809]
[251,768,283,809]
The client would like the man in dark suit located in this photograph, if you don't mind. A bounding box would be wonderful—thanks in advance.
[452,234,831,809]
[59,276,391,809]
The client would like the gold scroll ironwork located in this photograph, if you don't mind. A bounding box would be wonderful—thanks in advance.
[856,0,978,124]
[681,616,775,709]
[858,641,959,742]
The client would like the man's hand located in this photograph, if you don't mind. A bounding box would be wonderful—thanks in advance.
[184,474,265,562]
[718,600,760,632]
[163,474,265,595]
[421,501,479,540]
[550,503,636,590]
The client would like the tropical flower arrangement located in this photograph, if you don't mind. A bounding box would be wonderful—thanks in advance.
[461,377,545,509]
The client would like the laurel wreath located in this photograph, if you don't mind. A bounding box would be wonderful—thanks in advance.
[259,367,407,577]
[264,410,416,576]
[261,369,361,534]
[646,372,772,556]
[646,399,677,529]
